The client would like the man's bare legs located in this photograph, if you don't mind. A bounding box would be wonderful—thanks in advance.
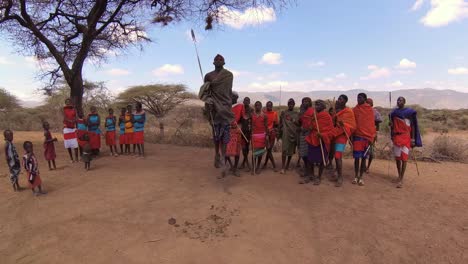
[335,158,343,187]
[353,158,366,186]
[214,141,221,168]
[262,147,277,171]
[240,145,251,171]
[395,160,407,188]
[280,154,293,174]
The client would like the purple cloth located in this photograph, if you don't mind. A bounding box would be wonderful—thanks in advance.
[390,108,422,147]
[308,144,328,164]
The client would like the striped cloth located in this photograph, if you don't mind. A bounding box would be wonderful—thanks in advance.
[63,127,78,149]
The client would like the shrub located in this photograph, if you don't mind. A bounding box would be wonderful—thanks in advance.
[430,135,468,162]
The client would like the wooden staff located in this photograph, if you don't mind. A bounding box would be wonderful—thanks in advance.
[313,108,327,165]
[411,146,420,176]
[250,117,255,175]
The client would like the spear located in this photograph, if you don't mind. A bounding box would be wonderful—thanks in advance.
[190,29,216,139]
[412,149,420,176]
[387,92,392,177]
[191,29,204,80]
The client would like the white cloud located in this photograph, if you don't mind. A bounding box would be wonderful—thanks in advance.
[335,73,347,79]
[259,52,282,65]
[242,79,340,92]
[218,6,276,29]
[396,58,417,69]
[390,80,404,87]
[0,56,13,65]
[418,0,468,27]
[412,0,425,11]
[152,64,184,76]
[106,68,130,76]
[448,67,468,75]
[323,78,334,83]
[231,70,254,78]
[361,65,391,80]
[308,61,326,67]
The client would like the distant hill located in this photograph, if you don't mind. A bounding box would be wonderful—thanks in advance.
[238,88,468,110]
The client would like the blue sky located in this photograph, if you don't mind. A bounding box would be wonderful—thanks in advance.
[1,0,468,103]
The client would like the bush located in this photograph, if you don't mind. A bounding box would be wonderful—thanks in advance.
[430,135,468,162]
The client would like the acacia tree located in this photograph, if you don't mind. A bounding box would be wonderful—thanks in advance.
[0,87,20,112]
[117,84,195,135]
[0,0,289,111]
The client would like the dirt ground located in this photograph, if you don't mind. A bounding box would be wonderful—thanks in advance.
[1,131,467,264]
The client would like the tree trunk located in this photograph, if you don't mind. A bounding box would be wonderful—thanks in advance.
[159,122,165,138]
[69,72,84,113]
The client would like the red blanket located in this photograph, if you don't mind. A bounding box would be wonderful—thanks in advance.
[63,106,76,128]
[353,103,376,142]
[329,107,356,140]
[306,111,334,149]
[265,110,278,130]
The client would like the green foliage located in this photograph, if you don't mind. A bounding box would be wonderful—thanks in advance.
[0,87,20,112]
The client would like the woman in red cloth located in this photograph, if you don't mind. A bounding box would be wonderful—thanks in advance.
[251,101,268,174]
[42,121,57,170]
[87,106,101,155]
[63,98,79,162]
[105,108,118,156]
[23,141,46,196]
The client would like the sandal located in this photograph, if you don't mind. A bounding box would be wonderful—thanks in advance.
[358,179,364,186]
[299,177,311,184]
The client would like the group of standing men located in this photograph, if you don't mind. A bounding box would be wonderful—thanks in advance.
[201,54,422,188]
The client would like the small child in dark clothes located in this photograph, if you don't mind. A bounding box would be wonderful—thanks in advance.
[81,134,92,171]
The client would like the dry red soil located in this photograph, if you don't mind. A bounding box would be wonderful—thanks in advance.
[1,132,467,264]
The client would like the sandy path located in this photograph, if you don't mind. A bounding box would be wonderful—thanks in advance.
[0,133,467,264]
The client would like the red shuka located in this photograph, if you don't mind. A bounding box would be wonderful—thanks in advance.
[353,103,376,142]
[63,106,77,128]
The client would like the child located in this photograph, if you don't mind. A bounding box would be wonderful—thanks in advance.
[105,108,118,157]
[82,134,92,171]
[43,121,57,170]
[22,141,46,196]
[4,130,21,192]
[118,107,127,155]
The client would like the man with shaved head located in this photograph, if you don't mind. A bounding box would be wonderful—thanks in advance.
[390,96,422,188]
[352,93,375,186]
[200,54,234,179]
[279,98,299,174]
